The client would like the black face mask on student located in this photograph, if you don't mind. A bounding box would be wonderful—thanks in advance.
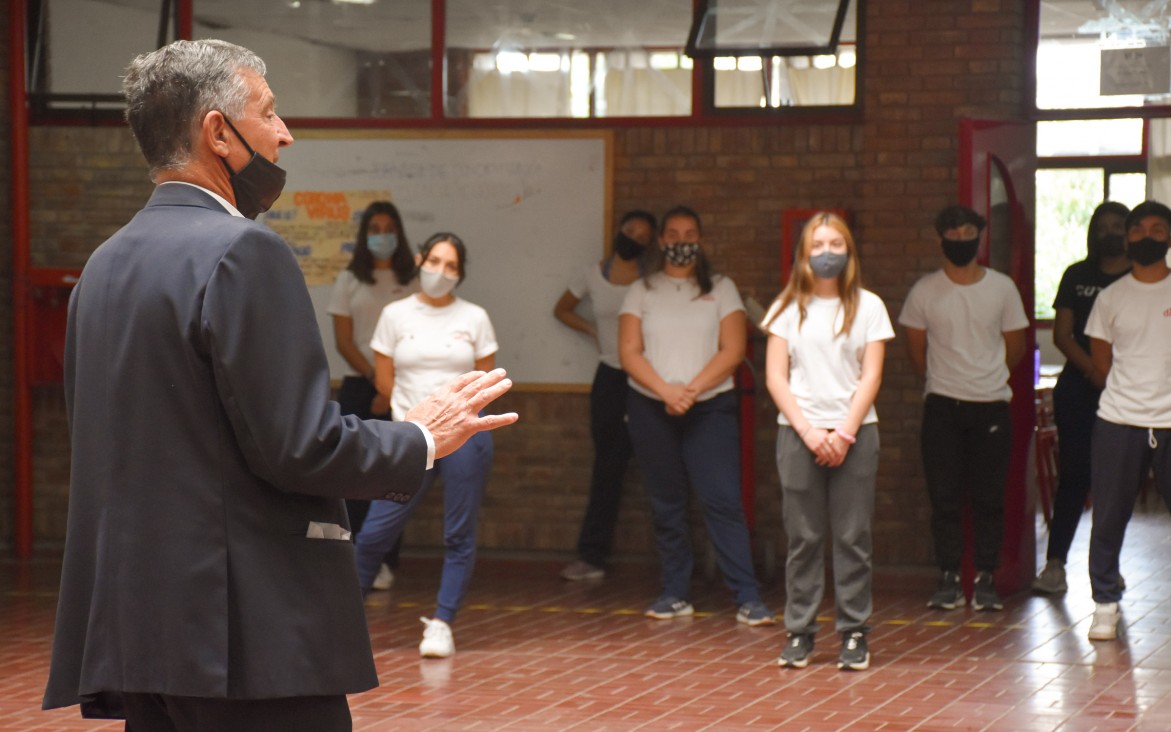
[941,237,980,267]
[220,115,287,220]
[1097,233,1125,258]
[614,232,644,261]
[1127,236,1170,266]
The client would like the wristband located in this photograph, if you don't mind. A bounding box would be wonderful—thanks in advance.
[834,428,857,444]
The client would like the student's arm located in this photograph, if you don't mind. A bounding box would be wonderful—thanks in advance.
[1052,307,1095,381]
[903,326,927,379]
[332,314,375,380]
[474,354,495,372]
[1089,337,1112,390]
[1003,328,1027,371]
[826,341,886,467]
[684,310,747,403]
[374,352,395,402]
[764,334,833,466]
[552,290,597,340]
[618,313,689,412]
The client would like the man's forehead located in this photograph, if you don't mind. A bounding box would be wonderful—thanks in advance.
[1129,215,1170,230]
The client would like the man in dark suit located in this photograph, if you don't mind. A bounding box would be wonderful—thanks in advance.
[42,39,517,731]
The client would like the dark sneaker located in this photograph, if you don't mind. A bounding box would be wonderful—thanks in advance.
[645,596,694,620]
[927,570,965,610]
[837,631,869,671]
[777,633,814,668]
[735,601,776,627]
[560,560,605,581]
[972,571,1004,611]
[1031,560,1067,594]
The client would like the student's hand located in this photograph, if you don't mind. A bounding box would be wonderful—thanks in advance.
[370,392,391,417]
[660,384,697,416]
[405,369,519,459]
[823,433,849,467]
[802,428,832,465]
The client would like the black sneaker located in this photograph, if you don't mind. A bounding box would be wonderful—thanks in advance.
[927,570,964,610]
[837,631,869,671]
[777,633,814,668]
[972,571,1004,611]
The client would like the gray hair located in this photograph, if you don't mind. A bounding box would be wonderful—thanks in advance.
[123,39,266,175]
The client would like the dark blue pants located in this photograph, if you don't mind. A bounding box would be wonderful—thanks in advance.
[626,390,760,606]
[1046,371,1099,562]
[354,430,493,623]
[1089,419,1171,603]
[921,394,1012,572]
[574,363,635,567]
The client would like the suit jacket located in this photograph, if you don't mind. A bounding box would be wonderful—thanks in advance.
[43,184,428,714]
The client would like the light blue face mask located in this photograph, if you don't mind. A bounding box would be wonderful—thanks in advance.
[366,232,398,260]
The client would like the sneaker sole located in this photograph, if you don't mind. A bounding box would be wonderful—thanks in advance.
[1088,629,1118,641]
[420,648,454,658]
[1030,583,1067,594]
[838,653,870,671]
[778,655,810,669]
[562,572,605,581]
[645,608,694,620]
[972,601,1004,611]
[927,598,966,610]
[737,615,777,627]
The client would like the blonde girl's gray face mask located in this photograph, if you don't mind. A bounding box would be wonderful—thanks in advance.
[419,267,459,298]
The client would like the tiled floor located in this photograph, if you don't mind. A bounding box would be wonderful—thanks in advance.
[5,512,1171,731]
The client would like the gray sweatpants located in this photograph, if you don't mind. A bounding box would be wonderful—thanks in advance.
[777,424,879,634]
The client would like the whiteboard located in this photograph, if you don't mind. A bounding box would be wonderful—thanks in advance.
[266,130,612,387]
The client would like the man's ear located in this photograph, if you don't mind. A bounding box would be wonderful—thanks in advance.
[414,252,422,267]
[202,110,231,159]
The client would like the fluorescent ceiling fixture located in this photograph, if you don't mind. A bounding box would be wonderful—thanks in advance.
[332,0,376,5]
[812,54,836,69]
[714,56,738,71]
[650,52,680,69]
[737,56,763,71]
[497,51,529,74]
[555,32,576,41]
[838,48,856,68]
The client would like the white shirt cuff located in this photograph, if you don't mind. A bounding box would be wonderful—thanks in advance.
[409,421,436,470]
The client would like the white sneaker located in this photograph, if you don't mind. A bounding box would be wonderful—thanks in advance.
[371,563,394,591]
[1031,560,1067,594]
[1088,602,1121,641]
[419,617,455,658]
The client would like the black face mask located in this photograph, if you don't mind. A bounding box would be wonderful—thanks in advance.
[1097,233,1125,258]
[220,116,287,220]
[614,232,644,261]
[941,237,980,267]
[1127,236,1170,266]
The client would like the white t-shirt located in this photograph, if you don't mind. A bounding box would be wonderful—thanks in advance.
[898,268,1029,402]
[568,262,634,370]
[620,272,745,402]
[1085,272,1171,427]
[767,289,895,427]
[326,269,417,376]
[370,295,499,419]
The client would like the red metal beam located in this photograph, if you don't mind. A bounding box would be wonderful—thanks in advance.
[10,0,34,558]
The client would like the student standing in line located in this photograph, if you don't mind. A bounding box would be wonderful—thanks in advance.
[899,205,1029,613]
[763,213,893,671]
[328,200,418,591]
[1033,202,1130,594]
[555,210,656,581]
[1083,200,1171,641]
[618,205,774,626]
[355,233,498,658]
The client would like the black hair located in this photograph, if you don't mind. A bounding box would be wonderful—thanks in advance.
[933,205,987,237]
[1124,200,1171,233]
[417,232,469,284]
[347,201,414,286]
[1085,201,1130,266]
[645,205,714,295]
[620,209,657,231]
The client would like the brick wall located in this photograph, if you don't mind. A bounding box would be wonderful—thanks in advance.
[6,1,1029,567]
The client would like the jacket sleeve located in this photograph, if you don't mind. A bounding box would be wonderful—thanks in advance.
[200,224,426,502]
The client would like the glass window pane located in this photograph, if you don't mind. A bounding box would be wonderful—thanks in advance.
[446,0,692,118]
[193,0,431,118]
[1035,168,1105,320]
[1108,172,1147,207]
[710,1,857,110]
[1038,2,1171,110]
[1037,119,1144,156]
[692,0,852,54]
[42,0,165,110]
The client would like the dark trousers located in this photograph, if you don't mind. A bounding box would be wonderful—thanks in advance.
[574,363,635,567]
[921,394,1012,572]
[626,390,760,606]
[1088,419,1171,603]
[337,376,401,568]
[1046,371,1099,562]
[122,692,351,732]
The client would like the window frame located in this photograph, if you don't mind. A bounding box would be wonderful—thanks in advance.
[26,0,864,128]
